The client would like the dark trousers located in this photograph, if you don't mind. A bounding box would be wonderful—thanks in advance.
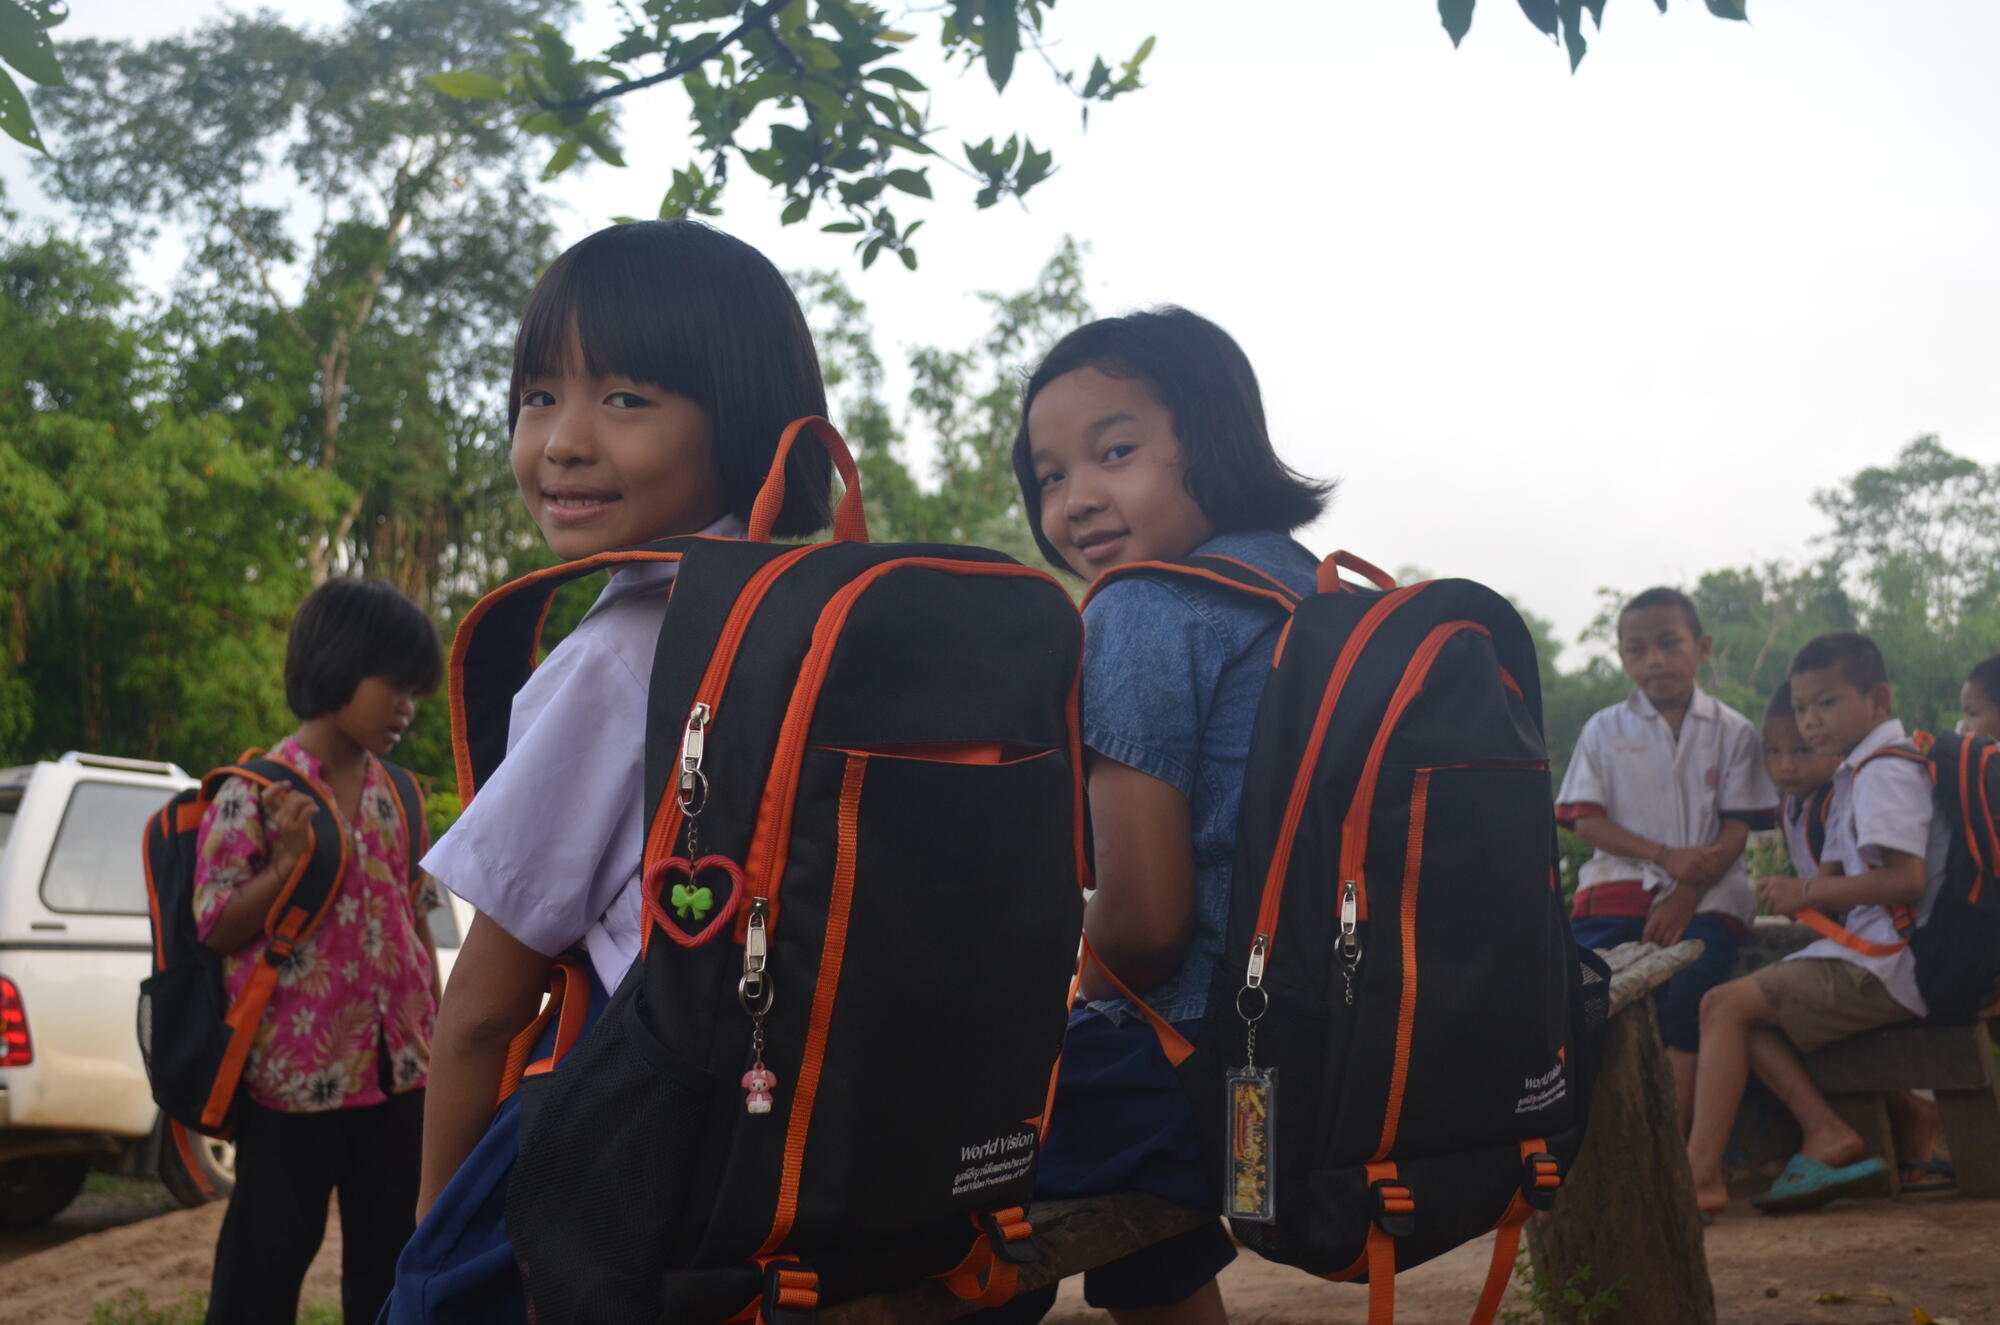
[207,1090,425,1325]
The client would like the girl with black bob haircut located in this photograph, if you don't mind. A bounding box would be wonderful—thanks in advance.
[196,576,444,1325]
[383,220,836,1320]
[994,307,1329,1325]
[1011,305,1330,573]
[285,576,445,719]
[509,219,832,538]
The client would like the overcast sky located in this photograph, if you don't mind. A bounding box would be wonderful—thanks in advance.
[5,0,1996,663]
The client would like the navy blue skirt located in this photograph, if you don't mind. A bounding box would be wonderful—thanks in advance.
[379,967,608,1325]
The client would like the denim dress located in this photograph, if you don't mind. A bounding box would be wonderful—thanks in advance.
[1025,530,1316,1308]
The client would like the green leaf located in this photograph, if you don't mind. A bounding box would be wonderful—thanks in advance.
[781,195,810,224]
[899,247,917,271]
[541,137,581,180]
[1515,0,1558,37]
[880,29,916,43]
[1130,35,1156,68]
[867,66,926,92]
[0,65,41,151]
[428,70,507,99]
[0,2,62,87]
[1581,0,1607,27]
[1439,0,1475,47]
[861,234,886,268]
[1558,0,1586,69]
[1704,0,1748,17]
[980,0,1019,91]
[885,168,931,198]
[821,221,866,233]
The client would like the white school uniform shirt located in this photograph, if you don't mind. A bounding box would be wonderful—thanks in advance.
[1781,796,1821,879]
[423,513,745,992]
[1556,686,1777,926]
[1785,718,1950,1017]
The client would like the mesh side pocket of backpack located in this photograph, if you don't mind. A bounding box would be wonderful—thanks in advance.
[507,989,718,1325]
[1568,944,1612,1131]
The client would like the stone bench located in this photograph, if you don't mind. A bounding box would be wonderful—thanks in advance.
[1730,917,2000,1198]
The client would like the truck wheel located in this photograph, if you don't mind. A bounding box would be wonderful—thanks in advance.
[158,1125,235,1207]
[0,1155,90,1227]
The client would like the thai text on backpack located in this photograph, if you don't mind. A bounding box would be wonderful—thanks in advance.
[1794,730,2000,1022]
[138,753,426,1142]
[457,418,1088,1324]
[1082,552,1607,1325]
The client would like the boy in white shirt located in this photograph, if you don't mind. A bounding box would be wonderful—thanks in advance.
[1559,588,1778,1130]
[1685,633,1950,1215]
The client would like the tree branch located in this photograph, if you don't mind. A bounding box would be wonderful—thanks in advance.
[225,217,309,345]
[557,0,791,112]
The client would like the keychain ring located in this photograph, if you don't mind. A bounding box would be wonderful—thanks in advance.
[1235,984,1269,1024]
[677,769,709,816]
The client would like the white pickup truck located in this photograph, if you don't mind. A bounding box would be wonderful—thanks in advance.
[0,752,468,1226]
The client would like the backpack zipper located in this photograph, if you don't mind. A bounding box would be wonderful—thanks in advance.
[638,543,829,923]
[1242,586,1427,987]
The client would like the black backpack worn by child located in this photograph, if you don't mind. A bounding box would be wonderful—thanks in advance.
[139,754,427,1140]
[1796,730,2000,1022]
[1083,551,1607,1325]
[454,418,1087,1324]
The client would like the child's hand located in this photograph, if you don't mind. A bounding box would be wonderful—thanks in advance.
[1757,874,1811,917]
[262,783,315,878]
[1657,846,1711,885]
[1643,886,1698,946]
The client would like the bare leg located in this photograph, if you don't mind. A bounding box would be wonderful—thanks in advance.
[1110,1279,1227,1325]
[1886,1090,1945,1180]
[1668,1047,1697,1139]
[1687,977,1777,1213]
[1745,1027,1861,1168]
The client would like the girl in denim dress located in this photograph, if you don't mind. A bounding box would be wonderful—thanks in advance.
[996,308,1332,1324]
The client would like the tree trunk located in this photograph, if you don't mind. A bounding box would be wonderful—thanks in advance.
[1527,1004,1716,1325]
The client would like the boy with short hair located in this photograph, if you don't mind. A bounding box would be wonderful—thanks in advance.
[1763,682,1842,876]
[1685,632,1950,1215]
[1558,587,1778,1130]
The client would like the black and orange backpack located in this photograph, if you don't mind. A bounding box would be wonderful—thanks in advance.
[1793,730,2000,1022]
[1081,551,1607,1325]
[458,419,1087,1323]
[138,753,426,1139]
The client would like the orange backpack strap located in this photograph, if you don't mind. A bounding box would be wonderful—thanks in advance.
[1078,935,1195,1066]
[378,759,428,909]
[494,955,591,1108]
[1318,549,1398,595]
[1082,556,1303,615]
[938,1207,1038,1307]
[1796,906,1910,957]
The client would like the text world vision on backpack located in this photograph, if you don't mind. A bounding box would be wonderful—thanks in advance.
[1085,551,1608,1325]
[1798,730,2000,1023]
[450,418,1087,1324]
[138,755,426,1139]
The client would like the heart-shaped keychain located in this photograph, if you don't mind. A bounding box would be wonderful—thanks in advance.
[642,853,745,948]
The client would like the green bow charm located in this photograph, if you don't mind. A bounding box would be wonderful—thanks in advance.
[671,882,714,921]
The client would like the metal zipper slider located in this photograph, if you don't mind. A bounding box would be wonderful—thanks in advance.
[1339,880,1362,1005]
[678,702,711,812]
[738,896,772,1015]
[1246,933,1269,988]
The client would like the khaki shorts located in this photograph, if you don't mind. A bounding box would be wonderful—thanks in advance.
[1751,958,1913,1055]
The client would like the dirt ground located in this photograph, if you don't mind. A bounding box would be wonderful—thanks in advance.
[1,1187,1993,1324]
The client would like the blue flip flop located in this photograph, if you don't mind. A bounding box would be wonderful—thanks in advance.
[1751,1153,1890,1213]
[1902,1157,1956,1193]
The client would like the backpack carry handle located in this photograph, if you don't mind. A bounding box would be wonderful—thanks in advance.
[749,415,871,544]
[1318,549,1397,595]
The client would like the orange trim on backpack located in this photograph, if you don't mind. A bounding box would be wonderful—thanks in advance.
[938,1209,1034,1307]
[1078,935,1194,1066]
[814,741,1048,765]
[741,558,1075,940]
[1470,1193,1533,1325]
[1318,549,1397,595]
[201,905,306,1131]
[1272,614,1297,667]
[1064,655,1090,894]
[1247,584,1429,957]
[1362,1160,1402,1325]
[1375,769,1430,1162]
[755,754,869,1258]
[638,543,829,957]
[174,800,205,832]
[1976,742,1999,904]
[1081,560,1300,616]
[1195,554,1306,603]
[1796,906,1909,957]
[1338,622,1489,927]
[143,807,171,970]
[522,958,591,1080]
[447,548,687,802]
[747,416,870,544]
[169,1120,218,1200]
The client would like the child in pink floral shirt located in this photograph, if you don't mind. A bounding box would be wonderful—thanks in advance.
[194,578,443,1325]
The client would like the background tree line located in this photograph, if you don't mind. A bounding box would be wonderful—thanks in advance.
[1,0,1977,850]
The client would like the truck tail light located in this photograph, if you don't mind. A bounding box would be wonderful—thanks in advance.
[0,976,31,1067]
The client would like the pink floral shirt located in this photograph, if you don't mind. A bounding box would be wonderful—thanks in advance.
[193,736,440,1113]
